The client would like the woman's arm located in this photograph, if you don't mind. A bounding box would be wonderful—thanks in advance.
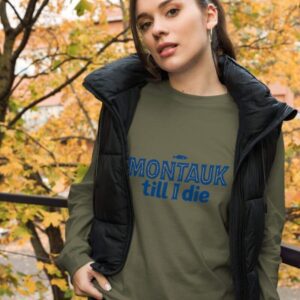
[55,106,103,280]
[257,130,285,300]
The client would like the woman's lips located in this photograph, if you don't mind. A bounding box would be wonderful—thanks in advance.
[159,45,178,58]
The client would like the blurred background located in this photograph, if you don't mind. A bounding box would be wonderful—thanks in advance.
[0,0,299,299]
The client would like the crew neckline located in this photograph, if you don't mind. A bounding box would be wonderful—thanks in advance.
[155,79,234,107]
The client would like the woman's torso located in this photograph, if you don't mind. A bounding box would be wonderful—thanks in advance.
[94,80,239,300]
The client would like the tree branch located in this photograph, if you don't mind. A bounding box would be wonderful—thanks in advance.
[51,135,94,143]
[4,0,24,25]
[12,0,50,61]
[8,63,89,127]
[14,0,37,34]
[286,207,300,222]
[26,219,50,262]
[12,28,34,62]
[10,54,90,98]
[68,77,97,138]
[41,162,79,168]
[31,0,49,24]
[8,26,130,128]
[0,0,12,32]
[14,52,89,78]
[0,123,72,179]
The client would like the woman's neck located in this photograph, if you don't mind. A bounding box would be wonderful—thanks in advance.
[167,50,228,97]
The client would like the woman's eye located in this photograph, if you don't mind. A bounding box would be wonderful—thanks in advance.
[166,8,180,17]
[139,22,151,32]
[138,8,180,32]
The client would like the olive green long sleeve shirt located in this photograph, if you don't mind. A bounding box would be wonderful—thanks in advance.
[55,80,286,300]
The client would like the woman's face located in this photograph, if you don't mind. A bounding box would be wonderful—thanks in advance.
[135,0,216,74]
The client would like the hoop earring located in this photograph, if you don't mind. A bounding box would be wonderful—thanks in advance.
[146,52,159,69]
[146,52,153,65]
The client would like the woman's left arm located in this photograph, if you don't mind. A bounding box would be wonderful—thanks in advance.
[257,130,285,300]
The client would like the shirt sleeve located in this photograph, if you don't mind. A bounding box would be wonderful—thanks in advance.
[54,107,102,281]
[257,130,285,300]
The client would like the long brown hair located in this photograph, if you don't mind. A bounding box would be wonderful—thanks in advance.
[129,0,236,81]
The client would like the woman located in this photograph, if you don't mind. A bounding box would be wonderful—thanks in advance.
[55,0,298,299]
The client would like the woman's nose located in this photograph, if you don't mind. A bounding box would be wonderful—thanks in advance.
[151,20,169,39]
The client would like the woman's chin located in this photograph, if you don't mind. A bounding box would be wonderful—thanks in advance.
[158,61,189,74]
[154,57,181,71]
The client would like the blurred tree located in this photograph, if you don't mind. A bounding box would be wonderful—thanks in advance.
[0,0,131,298]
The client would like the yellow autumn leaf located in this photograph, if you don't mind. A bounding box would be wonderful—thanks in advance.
[0,165,13,176]
[16,286,29,296]
[44,263,59,275]
[36,261,44,271]
[9,161,24,172]
[24,276,37,293]
[41,211,63,227]
[51,278,68,291]
[0,145,14,156]
[293,133,300,146]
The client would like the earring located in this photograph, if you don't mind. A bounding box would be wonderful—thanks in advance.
[209,28,213,43]
[146,52,153,65]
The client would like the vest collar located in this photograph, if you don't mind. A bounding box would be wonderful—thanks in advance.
[84,53,296,119]
[83,53,297,148]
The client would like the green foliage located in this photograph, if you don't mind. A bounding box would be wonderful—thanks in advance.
[67,43,80,56]
[53,60,62,70]
[75,164,89,183]
[75,0,94,16]
[8,100,20,114]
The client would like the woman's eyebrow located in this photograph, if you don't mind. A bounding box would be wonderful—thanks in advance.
[136,0,177,21]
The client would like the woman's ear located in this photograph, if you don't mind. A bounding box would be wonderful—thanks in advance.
[206,3,218,30]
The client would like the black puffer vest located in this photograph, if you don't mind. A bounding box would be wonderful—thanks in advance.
[83,53,298,300]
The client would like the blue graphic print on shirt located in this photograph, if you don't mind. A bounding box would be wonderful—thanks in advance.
[128,154,230,203]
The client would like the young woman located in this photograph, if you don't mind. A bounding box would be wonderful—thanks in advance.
[55,1,298,299]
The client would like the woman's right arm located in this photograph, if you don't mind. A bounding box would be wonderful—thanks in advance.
[55,105,103,280]
[55,160,95,280]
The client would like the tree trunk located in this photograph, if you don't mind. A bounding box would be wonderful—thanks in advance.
[26,219,72,300]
